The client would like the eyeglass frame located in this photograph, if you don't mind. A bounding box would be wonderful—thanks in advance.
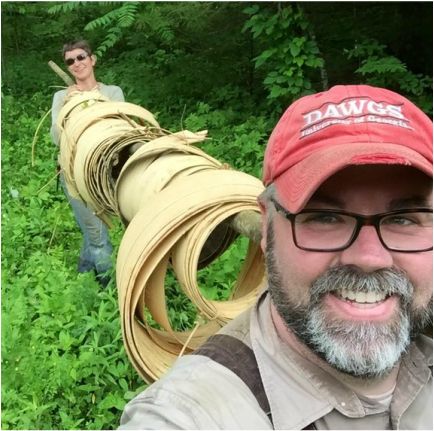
[65,52,90,66]
[270,197,433,253]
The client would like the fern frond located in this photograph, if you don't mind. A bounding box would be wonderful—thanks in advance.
[84,2,139,31]
[94,28,123,58]
[118,3,139,28]
[48,2,83,15]
[85,11,116,31]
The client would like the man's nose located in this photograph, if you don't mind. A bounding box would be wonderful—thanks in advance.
[339,225,394,272]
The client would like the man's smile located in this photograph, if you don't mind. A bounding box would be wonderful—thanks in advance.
[338,289,388,303]
[324,292,399,321]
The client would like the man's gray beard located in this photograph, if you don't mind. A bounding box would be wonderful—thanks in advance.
[266,221,432,379]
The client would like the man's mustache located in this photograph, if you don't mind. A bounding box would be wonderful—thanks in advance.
[310,265,414,304]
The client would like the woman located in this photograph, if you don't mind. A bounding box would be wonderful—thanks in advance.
[50,40,125,287]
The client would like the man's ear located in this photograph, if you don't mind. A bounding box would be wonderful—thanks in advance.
[91,54,97,66]
[257,197,268,254]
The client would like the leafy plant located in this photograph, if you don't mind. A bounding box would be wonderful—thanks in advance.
[198,236,250,301]
[184,101,273,178]
[1,93,144,429]
[345,38,433,114]
[243,3,325,107]
[83,2,140,57]
[1,89,271,431]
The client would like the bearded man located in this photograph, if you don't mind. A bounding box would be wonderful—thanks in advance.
[119,85,432,430]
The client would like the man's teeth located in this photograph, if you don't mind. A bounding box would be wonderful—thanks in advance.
[339,289,387,303]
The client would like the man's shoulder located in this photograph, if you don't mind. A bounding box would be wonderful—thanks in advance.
[194,310,255,382]
[120,354,271,429]
[218,306,253,344]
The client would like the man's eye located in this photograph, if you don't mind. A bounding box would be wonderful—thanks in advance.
[298,213,344,224]
[383,215,420,226]
[383,217,414,226]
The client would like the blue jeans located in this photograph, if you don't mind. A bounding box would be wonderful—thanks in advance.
[60,175,113,276]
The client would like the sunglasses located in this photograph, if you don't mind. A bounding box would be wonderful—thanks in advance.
[65,52,89,66]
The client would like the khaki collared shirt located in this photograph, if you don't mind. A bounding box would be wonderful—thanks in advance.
[119,290,433,429]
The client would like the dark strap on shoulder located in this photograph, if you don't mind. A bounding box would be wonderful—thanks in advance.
[193,333,317,430]
[193,334,272,420]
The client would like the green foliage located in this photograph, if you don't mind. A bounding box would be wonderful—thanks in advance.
[198,236,250,301]
[1,93,144,429]
[243,4,325,107]
[164,271,199,331]
[83,2,140,56]
[183,101,273,178]
[345,39,433,114]
[84,3,139,30]
[3,3,431,115]
[47,2,84,15]
[1,83,271,431]
[158,236,252,331]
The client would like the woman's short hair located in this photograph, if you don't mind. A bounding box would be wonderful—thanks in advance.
[62,40,92,58]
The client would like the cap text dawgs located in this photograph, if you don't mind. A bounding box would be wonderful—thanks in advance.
[301,97,412,137]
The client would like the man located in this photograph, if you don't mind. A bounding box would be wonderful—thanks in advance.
[119,85,432,429]
[50,40,124,287]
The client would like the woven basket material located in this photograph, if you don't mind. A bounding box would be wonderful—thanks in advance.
[58,93,162,204]
[116,131,220,223]
[57,91,265,383]
[117,169,265,382]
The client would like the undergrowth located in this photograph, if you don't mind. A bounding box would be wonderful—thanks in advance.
[1,91,266,429]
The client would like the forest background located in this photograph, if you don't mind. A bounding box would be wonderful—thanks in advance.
[2,2,433,429]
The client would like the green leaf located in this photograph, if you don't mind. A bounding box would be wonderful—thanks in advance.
[119,378,129,392]
[356,57,407,75]
[254,48,276,68]
[295,57,304,67]
[269,85,284,99]
[289,42,301,57]
[70,367,77,381]
[242,5,260,16]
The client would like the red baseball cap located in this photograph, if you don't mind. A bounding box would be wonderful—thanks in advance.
[263,85,433,212]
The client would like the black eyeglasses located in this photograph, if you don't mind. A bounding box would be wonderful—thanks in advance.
[271,198,433,253]
[65,52,89,66]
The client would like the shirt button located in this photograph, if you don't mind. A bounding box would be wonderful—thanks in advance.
[341,402,346,407]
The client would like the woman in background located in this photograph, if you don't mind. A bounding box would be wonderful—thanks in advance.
[50,40,124,287]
